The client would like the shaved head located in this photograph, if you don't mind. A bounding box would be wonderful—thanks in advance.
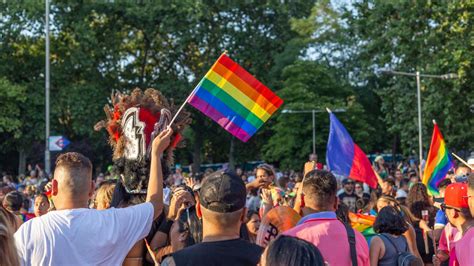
[54,152,92,197]
[200,206,244,228]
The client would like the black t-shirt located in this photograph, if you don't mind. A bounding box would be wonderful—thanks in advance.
[338,192,360,212]
[171,238,263,266]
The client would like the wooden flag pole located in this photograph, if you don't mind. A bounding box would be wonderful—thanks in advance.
[167,82,200,128]
[168,51,228,128]
[144,239,159,266]
[452,152,474,170]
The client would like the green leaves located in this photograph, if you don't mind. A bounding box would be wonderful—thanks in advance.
[0,77,26,139]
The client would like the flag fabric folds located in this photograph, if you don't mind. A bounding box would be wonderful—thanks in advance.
[422,122,455,196]
[326,112,378,188]
[188,53,283,142]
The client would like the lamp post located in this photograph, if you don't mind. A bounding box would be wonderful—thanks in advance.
[281,108,346,154]
[380,69,458,175]
[45,0,51,174]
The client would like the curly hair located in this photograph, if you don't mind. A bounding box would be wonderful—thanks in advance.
[406,183,435,221]
[374,206,408,235]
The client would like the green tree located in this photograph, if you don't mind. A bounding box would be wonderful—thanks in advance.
[263,61,372,169]
[346,1,473,155]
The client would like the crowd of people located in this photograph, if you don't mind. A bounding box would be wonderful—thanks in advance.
[1,130,474,266]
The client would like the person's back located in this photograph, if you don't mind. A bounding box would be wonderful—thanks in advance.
[15,130,172,265]
[284,170,369,265]
[172,238,261,266]
[162,171,263,266]
[378,234,408,266]
[284,212,368,265]
[15,203,153,265]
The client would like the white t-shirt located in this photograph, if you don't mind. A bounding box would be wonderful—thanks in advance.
[14,202,154,266]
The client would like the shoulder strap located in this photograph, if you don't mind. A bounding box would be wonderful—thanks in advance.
[379,233,400,253]
[344,222,358,266]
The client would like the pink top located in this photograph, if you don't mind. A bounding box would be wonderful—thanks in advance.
[439,224,462,266]
[454,228,474,266]
[284,212,369,266]
[439,223,461,252]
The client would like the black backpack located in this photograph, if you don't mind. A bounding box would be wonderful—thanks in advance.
[379,234,420,266]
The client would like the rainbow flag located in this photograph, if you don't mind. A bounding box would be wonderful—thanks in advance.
[188,53,283,142]
[422,122,455,196]
[349,212,376,242]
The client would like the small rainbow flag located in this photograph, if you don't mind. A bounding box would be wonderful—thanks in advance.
[422,121,455,196]
[188,53,283,142]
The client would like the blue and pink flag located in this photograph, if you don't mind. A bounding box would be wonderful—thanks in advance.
[326,112,378,188]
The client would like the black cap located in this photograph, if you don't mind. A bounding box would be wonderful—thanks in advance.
[343,179,355,185]
[199,171,246,213]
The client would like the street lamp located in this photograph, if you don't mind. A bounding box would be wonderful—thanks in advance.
[380,69,458,175]
[45,0,51,175]
[281,108,346,154]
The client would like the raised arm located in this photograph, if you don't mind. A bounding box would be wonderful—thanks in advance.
[147,128,173,219]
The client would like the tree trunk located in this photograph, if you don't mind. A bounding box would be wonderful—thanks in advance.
[228,136,235,172]
[192,129,203,174]
[392,134,398,164]
[18,148,27,175]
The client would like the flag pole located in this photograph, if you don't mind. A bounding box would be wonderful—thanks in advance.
[168,51,228,127]
[452,152,474,170]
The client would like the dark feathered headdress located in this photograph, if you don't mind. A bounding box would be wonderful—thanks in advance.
[95,88,191,194]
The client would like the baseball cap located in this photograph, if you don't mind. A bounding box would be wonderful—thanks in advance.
[198,171,246,213]
[343,179,355,185]
[396,189,407,199]
[444,183,469,209]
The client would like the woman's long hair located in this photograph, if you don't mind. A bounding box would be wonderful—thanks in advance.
[406,183,435,221]
[0,206,20,266]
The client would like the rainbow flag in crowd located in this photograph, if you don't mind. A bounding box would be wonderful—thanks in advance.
[349,212,376,242]
[326,112,378,188]
[188,53,283,142]
[422,122,455,196]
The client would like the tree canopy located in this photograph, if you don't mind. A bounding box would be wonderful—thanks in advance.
[0,1,472,174]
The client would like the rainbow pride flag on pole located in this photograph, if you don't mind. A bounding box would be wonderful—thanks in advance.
[187,53,283,142]
[422,121,455,196]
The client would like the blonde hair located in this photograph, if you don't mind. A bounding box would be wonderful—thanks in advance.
[95,180,116,210]
[0,206,20,266]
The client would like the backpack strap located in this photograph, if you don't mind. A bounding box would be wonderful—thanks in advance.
[344,222,358,266]
[379,233,400,254]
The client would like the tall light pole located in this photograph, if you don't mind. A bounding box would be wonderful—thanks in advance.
[281,108,346,154]
[45,0,51,174]
[380,69,458,175]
